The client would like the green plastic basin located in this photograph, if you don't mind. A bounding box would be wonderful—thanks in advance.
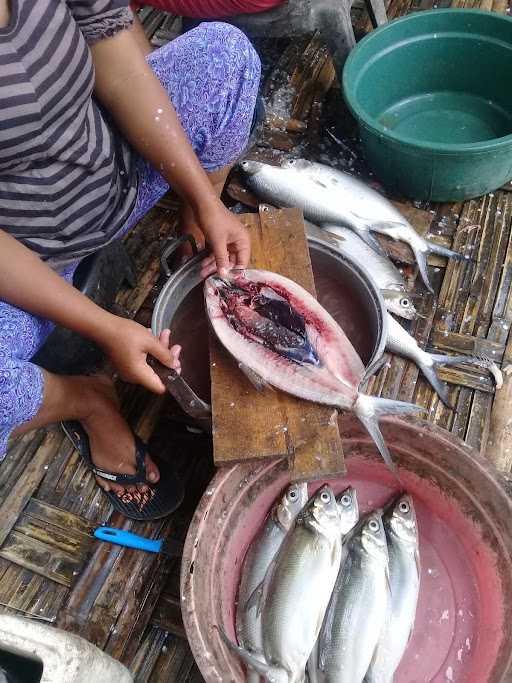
[343,9,512,201]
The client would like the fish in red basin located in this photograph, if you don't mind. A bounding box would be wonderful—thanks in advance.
[205,268,422,470]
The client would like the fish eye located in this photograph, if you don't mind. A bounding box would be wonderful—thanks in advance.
[399,500,410,514]
[400,298,410,307]
[320,490,331,503]
[368,519,380,532]
[288,159,295,165]
[340,494,351,507]
[288,489,298,501]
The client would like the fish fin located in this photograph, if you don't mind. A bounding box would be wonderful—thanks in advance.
[238,363,272,392]
[426,240,471,262]
[413,246,435,294]
[216,626,287,683]
[369,220,408,235]
[355,226,388,256]
[244,581,264,614]
[353,395,426,472]
[324,215,388,256]
[361,355,388,384]
[245,555,276,618]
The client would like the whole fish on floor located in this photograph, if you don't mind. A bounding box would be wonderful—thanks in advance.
[237,482,309,683]
[205,269,424,471]
[240,158,469,294]
[314,223,417,320]
[365,494,420,683]
[220,485,345,683]
[309,510,390,683]
[386,313,503,407]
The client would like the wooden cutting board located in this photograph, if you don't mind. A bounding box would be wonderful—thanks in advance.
[209,207,345,482]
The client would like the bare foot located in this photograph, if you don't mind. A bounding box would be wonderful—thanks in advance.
[80,375,159,497]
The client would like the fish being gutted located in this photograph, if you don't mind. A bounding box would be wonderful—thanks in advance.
[205,268,423,470]
[220,485,344,683]
[313,510,390,683]
[386,313,503,407]
[240,159,469,293]
[365,495,420,683]
[318,224,416,320]
[237,483,309,683]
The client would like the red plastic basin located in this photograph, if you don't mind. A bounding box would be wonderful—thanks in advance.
[181,416,512,683]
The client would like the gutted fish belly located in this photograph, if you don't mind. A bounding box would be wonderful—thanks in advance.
[206,269,423,471]
[220,485,344,683]
[237,483,309,682]
[240,158,468,294]
[365,494,420,683]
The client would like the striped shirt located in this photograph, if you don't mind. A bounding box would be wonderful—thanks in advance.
[0,1,138,268]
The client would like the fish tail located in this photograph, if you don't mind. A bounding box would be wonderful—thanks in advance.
[417,360,454,408]
[354,394,425,472]
[430,353,504,390]
[216,626,287,683]
[426,241,471,262]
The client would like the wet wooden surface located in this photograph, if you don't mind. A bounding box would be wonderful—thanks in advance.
[0,2,511,682]
[211,207,345,480]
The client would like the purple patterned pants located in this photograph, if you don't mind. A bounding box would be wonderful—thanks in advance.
[0,22,260,458]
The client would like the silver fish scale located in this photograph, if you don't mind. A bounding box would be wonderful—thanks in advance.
[237,483,309,677]
[320,225,405,291]
[237,521,287,651]
[316,524,389,683]
[365,521,420,682]
[263,525,343,682]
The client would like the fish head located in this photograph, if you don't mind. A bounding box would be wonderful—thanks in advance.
[385,494,419,547]
[360,511,389,565]
[302,484,342,540]
[383,290,417,320]
[239,159,266,176]
[275,482,309,532]
[336,487,359,535]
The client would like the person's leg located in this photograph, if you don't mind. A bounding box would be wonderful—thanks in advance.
[0,284,163,496]
[122,22,261,248]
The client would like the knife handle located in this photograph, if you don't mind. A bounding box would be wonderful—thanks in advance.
[94,527,162,554]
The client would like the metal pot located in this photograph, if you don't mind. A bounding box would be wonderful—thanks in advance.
[151,223,388,415]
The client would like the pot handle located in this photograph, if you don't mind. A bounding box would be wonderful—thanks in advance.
[160,234,199,278]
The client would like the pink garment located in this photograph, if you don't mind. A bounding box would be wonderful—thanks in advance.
[131,0,285,18]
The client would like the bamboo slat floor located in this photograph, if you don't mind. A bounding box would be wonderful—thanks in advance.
[1,3,512,681]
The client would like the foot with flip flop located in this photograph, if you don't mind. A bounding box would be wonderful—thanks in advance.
[63,370,184,520]
[59,329,185,520]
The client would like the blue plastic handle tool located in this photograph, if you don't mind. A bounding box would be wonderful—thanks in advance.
[93,527,163,554]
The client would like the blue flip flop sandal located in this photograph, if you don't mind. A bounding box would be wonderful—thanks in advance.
[62,421,184,521]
